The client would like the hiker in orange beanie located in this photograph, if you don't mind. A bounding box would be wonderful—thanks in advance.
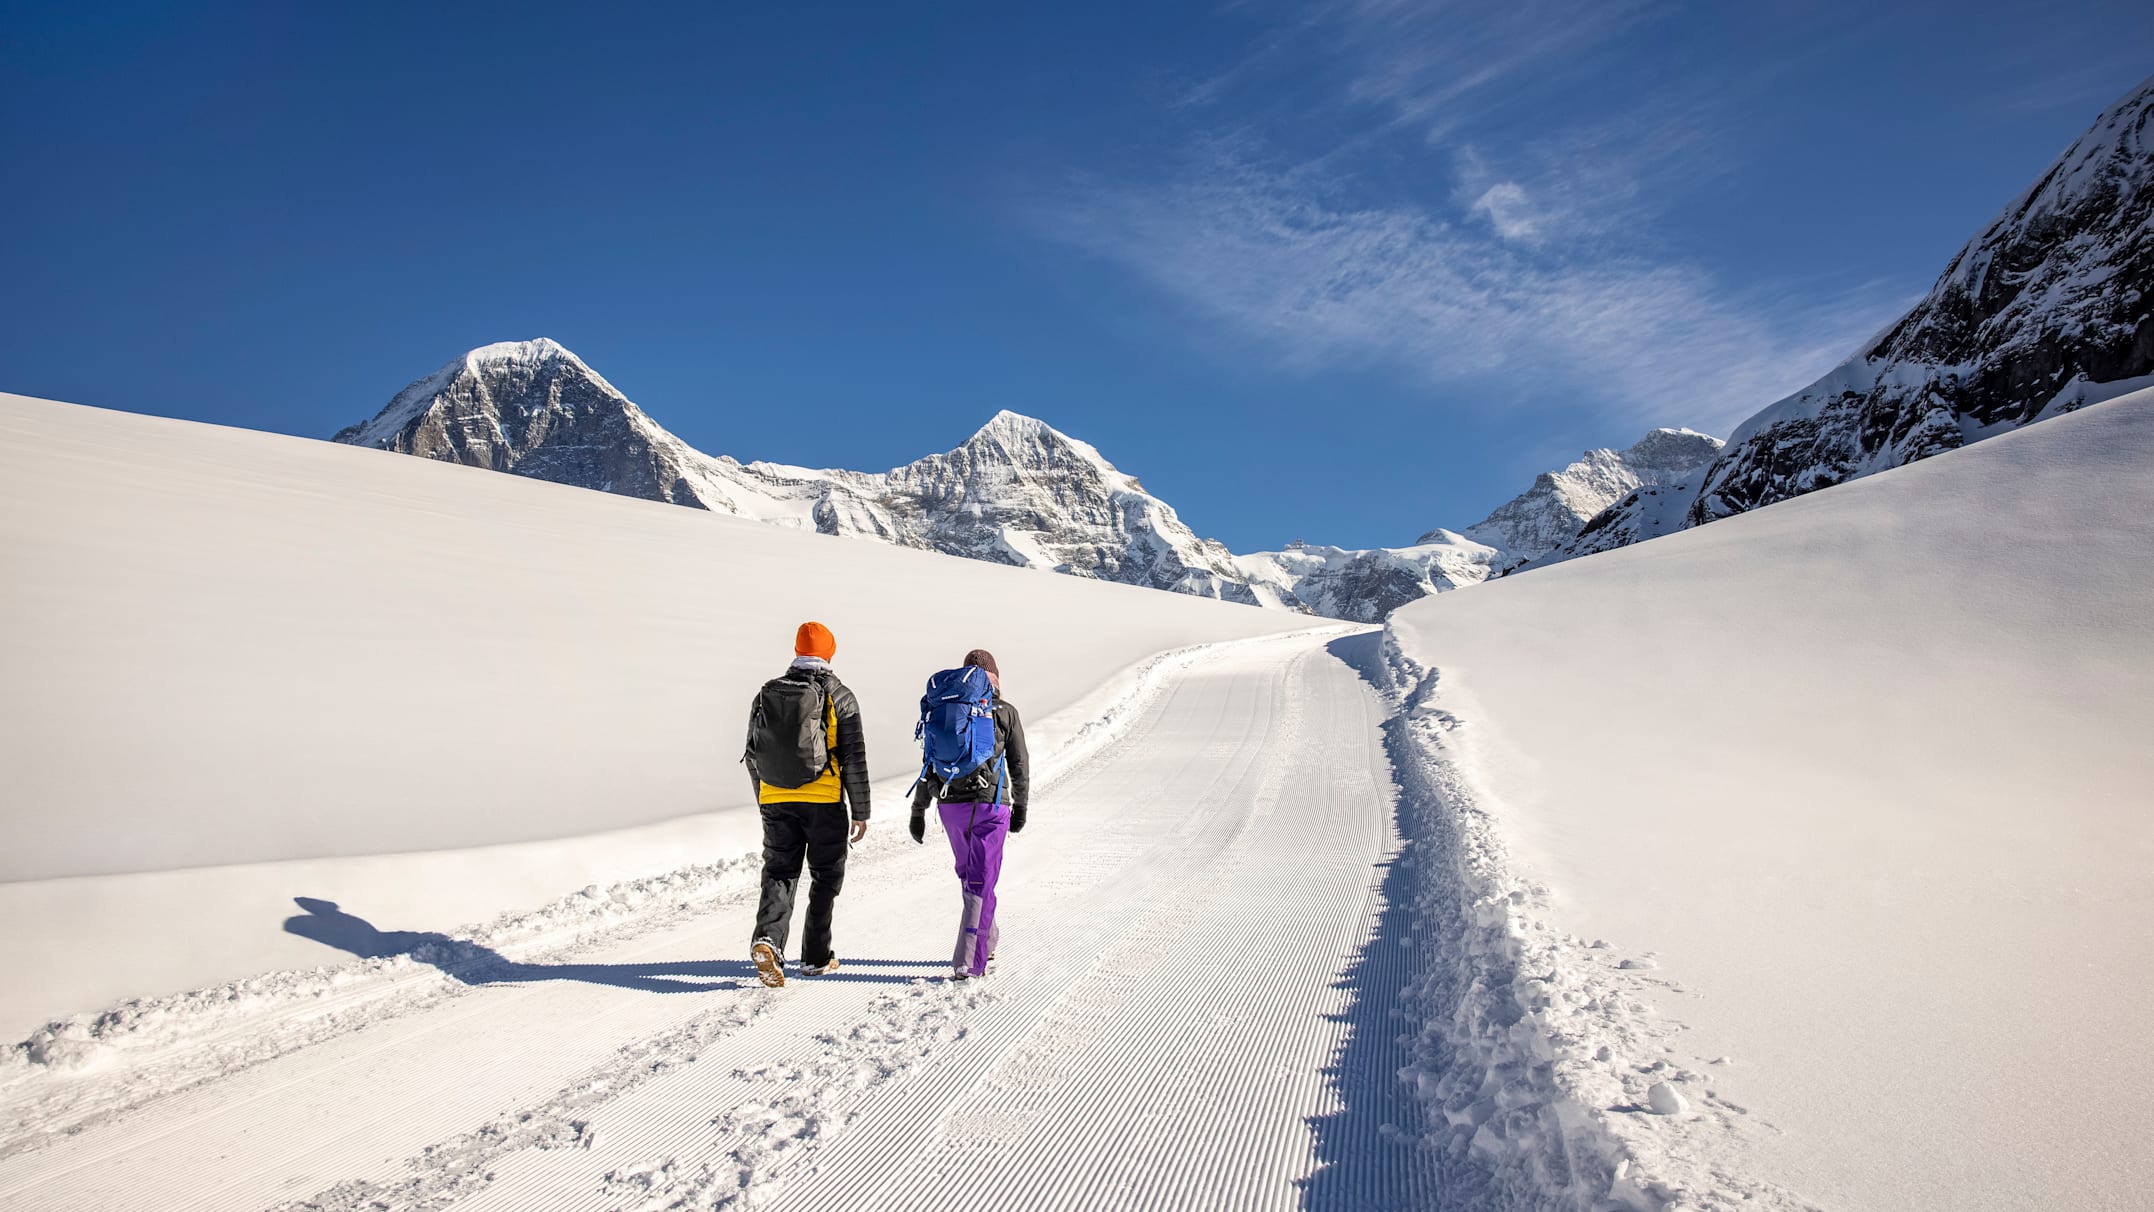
[794,621,836,660]
[741,620,870,986]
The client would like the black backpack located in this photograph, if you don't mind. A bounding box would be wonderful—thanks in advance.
[745,674,833,789]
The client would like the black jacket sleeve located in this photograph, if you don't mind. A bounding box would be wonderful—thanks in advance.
[828,676,871,820]
[997,699,1030,811]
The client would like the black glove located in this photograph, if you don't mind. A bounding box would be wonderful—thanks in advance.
[1009,804,1027,833]
[909,808,926,844]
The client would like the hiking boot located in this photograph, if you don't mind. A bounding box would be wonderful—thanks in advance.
[751,938,785,988]
[802,957,840,976]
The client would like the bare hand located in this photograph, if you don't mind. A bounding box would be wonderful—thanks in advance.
[849,819,869,843]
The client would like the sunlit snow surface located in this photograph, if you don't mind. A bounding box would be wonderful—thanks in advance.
[0,392,1305,1036]
[1383,387,2154,1210]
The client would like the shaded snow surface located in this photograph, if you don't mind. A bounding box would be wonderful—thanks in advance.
[1382,387,2154,1210]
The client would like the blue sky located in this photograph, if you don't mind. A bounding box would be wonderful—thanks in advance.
[4,2,2149,550]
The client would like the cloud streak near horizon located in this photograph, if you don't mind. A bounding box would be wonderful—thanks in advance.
[1040,153,1893,432]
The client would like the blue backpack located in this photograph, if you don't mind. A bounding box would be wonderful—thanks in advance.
[914,666,1005,799]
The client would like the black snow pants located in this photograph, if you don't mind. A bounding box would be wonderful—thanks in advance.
[752,800,850,967]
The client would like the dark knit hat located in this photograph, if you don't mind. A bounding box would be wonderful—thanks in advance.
[963,648,999,679]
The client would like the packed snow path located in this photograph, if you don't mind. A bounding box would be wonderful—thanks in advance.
[0,632,1435,1211]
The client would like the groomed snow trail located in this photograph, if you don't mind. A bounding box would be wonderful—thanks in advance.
[0,632,1435,1212]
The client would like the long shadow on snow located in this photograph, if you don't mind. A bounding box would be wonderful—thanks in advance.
[1296,631,1483,1211]
[283,897,916,990]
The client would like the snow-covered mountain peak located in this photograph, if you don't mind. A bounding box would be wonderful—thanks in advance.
[336,338,638,452]
[1531,75,2154,572]
[333,366,1256,603]
[973,408,1051,437]
[1680,72,2154,525]
[331,340,1726,620]
[330,337,710,507]
[953,408,1109,462]
[1621,427,1724,470]
[466,336,569,363]
[913,409,1142,500]
[1443,427,1724,562]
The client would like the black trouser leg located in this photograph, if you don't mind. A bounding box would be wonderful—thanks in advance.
[753,804,809,955]
[799,803,851,967]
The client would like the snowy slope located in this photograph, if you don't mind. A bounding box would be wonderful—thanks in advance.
[0,392,1308,1036]
[1541,74,2154,567]
[1380,388,2154,1210]
[0,625,1435,1212]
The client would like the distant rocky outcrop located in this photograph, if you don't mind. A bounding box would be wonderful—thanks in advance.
[334,339,1740,618]
[1455,428,1724,565]
[336,342,1257,604]
[1539,73,2154,568]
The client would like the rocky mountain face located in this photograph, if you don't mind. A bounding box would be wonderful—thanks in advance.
[336,342,1257,603]
[334,340,1727,618]
[869,411,1255,599]
[1232,535,1505,624]
[1226,428,1722,621]
[1453,428,1724,565]
[324,80,2148,618]
[1540,73,2154,568]
[335,340,719,507]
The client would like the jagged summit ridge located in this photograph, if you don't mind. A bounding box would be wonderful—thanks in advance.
[336,339,622,451]
[1437,427,1725,563]
[330,336,713,505]
[1533,73,2154,569]
[332,338,1748,618]
[333,346,1256,602]
[1701,72,2154,510]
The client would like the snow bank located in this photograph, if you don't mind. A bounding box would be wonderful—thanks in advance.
[0,393,1306,1036]
[1381,388,2154,1209]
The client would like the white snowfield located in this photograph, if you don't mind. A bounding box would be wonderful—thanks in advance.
[3,386,2147,1212]
[0,629,1448,1212]
[0,393,1307,1038]
[1383,388,2154,1210]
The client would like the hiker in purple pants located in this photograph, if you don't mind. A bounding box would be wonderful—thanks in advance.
[908,649,1031,979]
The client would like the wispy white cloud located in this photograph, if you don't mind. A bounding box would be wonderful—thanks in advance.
[1469,182,1540,241]
[1027,0,1912,434]
[1039,149,1899,432]
[1327,0,1662,138]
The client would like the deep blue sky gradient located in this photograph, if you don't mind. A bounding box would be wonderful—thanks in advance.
[4,2,2150,549]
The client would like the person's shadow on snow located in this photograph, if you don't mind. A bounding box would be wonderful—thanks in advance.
[281,898,914,991]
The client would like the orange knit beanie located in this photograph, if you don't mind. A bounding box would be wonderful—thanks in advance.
[794,621,836,660]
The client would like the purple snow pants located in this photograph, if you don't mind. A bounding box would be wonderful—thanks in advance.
[938,801,1009,976]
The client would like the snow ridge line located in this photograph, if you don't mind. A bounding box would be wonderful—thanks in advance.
[1370,634,1818,1212]
[0,631,1308,1156]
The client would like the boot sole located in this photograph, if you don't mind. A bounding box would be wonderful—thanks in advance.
[752,942,785,988]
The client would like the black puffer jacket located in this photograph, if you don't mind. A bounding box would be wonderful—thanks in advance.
[912,696,1029,810]
[744,666,872,819]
